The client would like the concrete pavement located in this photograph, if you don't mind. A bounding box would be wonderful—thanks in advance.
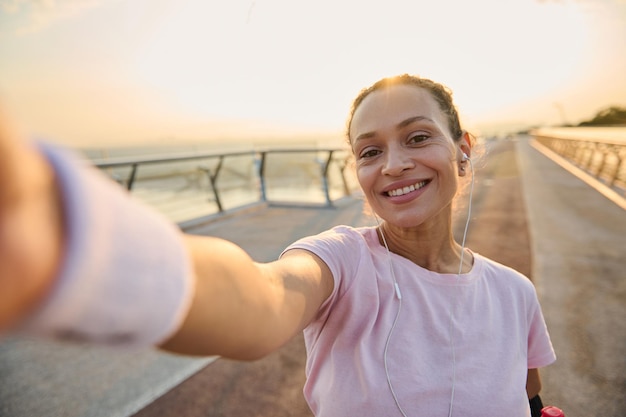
[517,137,626,416]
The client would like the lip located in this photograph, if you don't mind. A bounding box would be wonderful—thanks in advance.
[381,178,431,203]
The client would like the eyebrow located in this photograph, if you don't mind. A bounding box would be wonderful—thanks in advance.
[354,116,435,142]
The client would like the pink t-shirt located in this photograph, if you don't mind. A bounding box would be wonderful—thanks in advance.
[283,226,556,417]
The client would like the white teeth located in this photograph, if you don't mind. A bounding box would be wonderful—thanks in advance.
[388,181,426,196]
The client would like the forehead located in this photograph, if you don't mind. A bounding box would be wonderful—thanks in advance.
[350,84,446,138]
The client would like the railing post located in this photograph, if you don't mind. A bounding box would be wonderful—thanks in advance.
[199,156,225,212]
[611,154,624,187]
[258,151,267,202]
[339,155,351,196]
[319,151,334,206]
[595,144,608,179]
[584,141,596,169]
[212,156,225,212]
[127,163,138,191]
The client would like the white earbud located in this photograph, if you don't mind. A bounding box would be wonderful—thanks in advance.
[462,153,469,161]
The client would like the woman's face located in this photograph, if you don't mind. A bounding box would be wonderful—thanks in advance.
[349,84,462,228]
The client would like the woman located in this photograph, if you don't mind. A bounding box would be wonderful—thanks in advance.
[0,74,555,416]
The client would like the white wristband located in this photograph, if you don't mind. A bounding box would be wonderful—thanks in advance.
[20,142,195,347]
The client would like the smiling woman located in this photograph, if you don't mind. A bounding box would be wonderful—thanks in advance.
[1,73,556,417]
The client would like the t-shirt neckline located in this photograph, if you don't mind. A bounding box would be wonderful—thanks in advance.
[362,226,483,286]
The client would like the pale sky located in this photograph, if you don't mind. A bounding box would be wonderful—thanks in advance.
[1,0,625,147]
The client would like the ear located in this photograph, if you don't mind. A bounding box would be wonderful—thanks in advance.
[458,131,472,161]
[457,131,472,176]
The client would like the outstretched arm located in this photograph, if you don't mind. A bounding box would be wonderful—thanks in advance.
[160,239,333,359]
[0,107,333,359]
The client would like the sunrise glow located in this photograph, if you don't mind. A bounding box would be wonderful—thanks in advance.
[1,0,625,147]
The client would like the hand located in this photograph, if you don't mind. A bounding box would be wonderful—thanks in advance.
[0,106,65,332]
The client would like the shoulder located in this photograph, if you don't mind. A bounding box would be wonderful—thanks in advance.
[283,225,373,255]
[474,253,537,294]
[282,225,377,276]
[282,225,379,304]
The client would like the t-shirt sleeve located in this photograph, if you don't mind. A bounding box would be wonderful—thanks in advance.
[280,226,364,323]
[527,290,557,369]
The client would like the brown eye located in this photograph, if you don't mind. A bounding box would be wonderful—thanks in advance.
[408,134,429,144]
[360,149,381,159]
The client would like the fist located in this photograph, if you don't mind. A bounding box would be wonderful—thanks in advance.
[0,106,65,332]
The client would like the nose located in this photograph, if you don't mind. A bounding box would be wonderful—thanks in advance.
[381,147,413,176]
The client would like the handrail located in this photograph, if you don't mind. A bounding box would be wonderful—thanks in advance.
[531,131,626,193]
[93,147,355,213]
[92,149,255,168]
[93,150,257,196]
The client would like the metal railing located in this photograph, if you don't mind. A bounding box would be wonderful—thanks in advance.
[532,133,626,193]
[92,147,356,214]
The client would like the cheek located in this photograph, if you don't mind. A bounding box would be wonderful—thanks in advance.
[426,142,457,162]
[355,164,376,192]
[423,146,458,176]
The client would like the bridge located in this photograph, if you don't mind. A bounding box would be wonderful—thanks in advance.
[1,136,624,417]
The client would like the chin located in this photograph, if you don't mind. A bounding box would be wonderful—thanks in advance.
[377,211,428,229]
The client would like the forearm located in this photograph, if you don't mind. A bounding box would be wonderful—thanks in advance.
[160,235,307,360]
[526,368,542,399]
[11,142,194,346]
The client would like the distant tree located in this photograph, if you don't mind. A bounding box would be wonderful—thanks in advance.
[578,106,626,126]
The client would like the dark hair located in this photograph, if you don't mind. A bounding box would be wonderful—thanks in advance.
[346,74,464,144]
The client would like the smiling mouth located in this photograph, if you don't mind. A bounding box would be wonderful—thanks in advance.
[386,180,429,197]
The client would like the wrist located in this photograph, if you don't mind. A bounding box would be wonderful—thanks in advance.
[0,144,65,331]
[18,142,194,347]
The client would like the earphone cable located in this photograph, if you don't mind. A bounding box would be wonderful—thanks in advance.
[379,155,475,417]
[448,156,475,417]
[457,157,474,275]
[376,216,409,417]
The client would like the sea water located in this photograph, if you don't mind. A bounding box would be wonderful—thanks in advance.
[78,139,358,225]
